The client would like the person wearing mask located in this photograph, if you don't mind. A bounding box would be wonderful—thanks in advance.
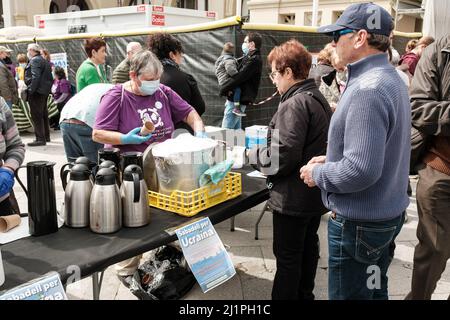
[0,97,25,216]
[93,50,204,286]
[250,39,332,300]
[308,43,335,88]
[112,42,142,84]
[1,49,16,80]
[0,46,19,109]
[76,37,108,92]
[93,50,204,154]
[147,32,205,135]
[399,36,435,76]
[405,34,450,300]
[24,43,53,146]
[15,53,27,82]
[220,32,263,130]
[300,3,411,300]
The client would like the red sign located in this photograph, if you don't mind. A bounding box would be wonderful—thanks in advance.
[151,14,165,26]
[38,20,45,29]
[206,11,216,18]
[137,5,146,12]
[152,6,164,12]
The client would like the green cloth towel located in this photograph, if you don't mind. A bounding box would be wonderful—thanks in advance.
[199,159,234,187]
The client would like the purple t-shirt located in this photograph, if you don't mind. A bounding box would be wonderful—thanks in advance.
[51,79,72,103]
[94,84,194,153]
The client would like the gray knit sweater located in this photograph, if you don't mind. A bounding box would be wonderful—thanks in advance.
[0,97,25,202]
[312,53,411,221]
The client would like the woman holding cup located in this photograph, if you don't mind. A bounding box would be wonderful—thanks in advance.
[92,50,204,154]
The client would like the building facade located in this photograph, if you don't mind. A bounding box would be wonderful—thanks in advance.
[0,0,249,28]
[247,0,424,32]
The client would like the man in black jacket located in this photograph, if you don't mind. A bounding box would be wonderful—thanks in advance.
[220,33,263,129]
[25,43,53,146]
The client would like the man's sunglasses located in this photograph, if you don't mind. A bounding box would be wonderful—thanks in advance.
[333,29,356,43]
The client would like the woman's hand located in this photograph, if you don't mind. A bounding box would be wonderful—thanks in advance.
[120,127,152,145]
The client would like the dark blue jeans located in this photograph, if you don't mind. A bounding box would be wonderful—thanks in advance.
[328,212,404,300]
[60,122,103,163]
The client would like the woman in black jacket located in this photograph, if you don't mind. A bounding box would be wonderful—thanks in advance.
[249,39,332,300]
[148,33,205,135]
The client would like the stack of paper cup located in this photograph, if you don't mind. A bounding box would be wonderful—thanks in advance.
[0,214,21,233]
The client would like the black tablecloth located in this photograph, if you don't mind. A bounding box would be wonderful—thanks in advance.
[0,168,269,291]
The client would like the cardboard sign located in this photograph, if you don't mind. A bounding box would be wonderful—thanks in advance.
[175,217,236,293]
[151,14,165,26]
[0,272,67,300]
[50,53,69,79]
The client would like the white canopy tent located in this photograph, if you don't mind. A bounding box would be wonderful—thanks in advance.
[0,26,46,41]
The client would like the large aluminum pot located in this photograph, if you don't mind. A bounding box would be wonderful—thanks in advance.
[151,134,219,194]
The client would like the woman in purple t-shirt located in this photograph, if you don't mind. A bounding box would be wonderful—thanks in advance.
[51,66,73,130]
[93,50,204,154]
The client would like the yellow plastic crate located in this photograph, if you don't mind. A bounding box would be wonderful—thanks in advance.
[148,172,242,217]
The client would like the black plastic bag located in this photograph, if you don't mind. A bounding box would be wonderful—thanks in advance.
[129,245,196,300]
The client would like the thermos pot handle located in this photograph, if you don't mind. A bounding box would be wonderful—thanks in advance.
[14,166,28,197]
[132,172,140,203]
[61,168,70,191]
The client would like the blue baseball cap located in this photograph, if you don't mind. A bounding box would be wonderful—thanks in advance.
[317,2,393,37]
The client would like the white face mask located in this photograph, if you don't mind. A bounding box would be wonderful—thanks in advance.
[139,79,160,96]
[27,52,33,60]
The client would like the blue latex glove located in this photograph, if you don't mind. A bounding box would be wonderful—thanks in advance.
[195,131,207,138]
[0,167,15,198]
[120,127,152,145]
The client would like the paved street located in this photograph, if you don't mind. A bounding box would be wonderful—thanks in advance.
[11,129,450,300]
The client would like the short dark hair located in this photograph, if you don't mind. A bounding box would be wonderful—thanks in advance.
[267,39,312,80]
[54,66,66,79]
[84,37,106,58]
[367,33,391,52]
[147,33,183,60]
[365,19,394,52]
[223,42,234,54]
[247,32,262,50]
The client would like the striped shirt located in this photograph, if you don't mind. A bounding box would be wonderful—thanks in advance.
[0,97,25,202]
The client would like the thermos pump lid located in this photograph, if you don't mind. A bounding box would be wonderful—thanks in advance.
[95,168,117,185]
[123,165,143,181]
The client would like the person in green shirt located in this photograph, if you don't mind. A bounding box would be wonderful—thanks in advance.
[76,37,108,92]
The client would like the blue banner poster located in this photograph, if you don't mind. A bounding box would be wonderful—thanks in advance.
[175,217,236,293]
[0,272,67,300]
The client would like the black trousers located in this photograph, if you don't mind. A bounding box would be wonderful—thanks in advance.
[28,93,50,142]
[0,197,12,216]
[272,211,322,300]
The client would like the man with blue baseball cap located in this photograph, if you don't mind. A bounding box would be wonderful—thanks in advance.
[300,2,411,299]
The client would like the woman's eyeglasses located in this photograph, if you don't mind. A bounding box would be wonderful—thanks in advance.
[269,70,281,80]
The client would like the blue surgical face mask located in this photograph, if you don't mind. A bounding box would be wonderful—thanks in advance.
[19,63,27,69]
[139,79,160,96]
[242,42,249,55]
